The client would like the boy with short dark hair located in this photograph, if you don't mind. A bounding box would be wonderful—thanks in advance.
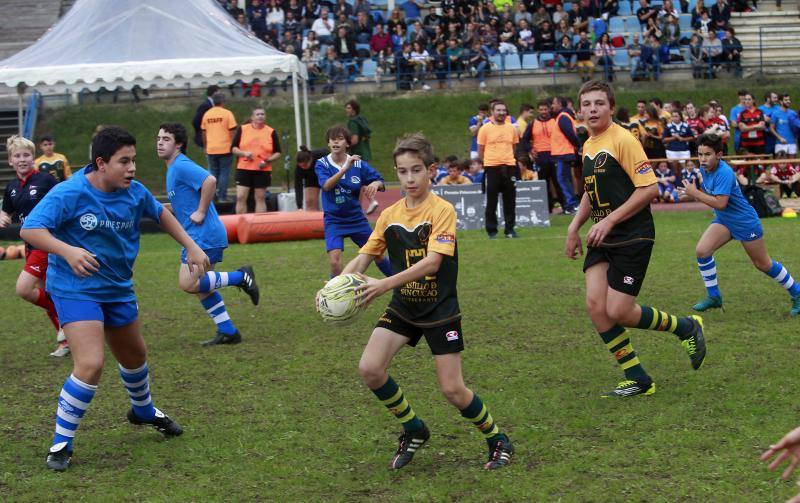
[22,126,212,471]
[35,134,72,182]
[338,132,514,470]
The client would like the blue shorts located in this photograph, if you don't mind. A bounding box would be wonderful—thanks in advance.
[52,296,138,328]
[712,216,764,242]
[324,223,374,252]
[182,247,224,265]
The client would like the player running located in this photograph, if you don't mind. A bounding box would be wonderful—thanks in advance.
[565,80,706,398]
[679,133,800,315]
[339,133,514,470]
[156,123,259,346]
[21,126,211,471]
[0,135,67,357]
[315,124,392,278]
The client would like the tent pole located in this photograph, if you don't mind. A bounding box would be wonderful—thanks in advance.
[17,90,23,135]
[292,70,302,151]
[302,77,311,147]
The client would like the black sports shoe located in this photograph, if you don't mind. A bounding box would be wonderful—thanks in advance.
[485,437,514,470]
[505,230,518,239]
[45,444,72,471]
[601,379,656,398]
[238,265,259,305]
[127,407,183,437]
[681,315,707,370]
[390,425,430,469]
[202,330,242,347]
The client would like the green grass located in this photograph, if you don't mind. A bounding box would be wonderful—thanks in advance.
[36,79,800,193]
[2,211,800,501]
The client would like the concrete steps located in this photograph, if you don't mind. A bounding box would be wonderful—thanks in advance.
[731,8,800,67]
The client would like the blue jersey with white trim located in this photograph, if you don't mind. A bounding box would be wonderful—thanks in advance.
[315,154,383,232]
[700,160,760,231]
[22,167,163,302]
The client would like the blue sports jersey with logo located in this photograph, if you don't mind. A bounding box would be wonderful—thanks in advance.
[22,168,163,302]
[166,153,227,250]
[770,108,800,144]
[700,160,760,234]
[663,122,692,151]
[315,154,383,232]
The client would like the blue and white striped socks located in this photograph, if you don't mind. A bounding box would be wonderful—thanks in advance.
[697,256,722,299]
[119,362,157,421]
[766,260,800,298]
[52,374,96,452]
[198,271,244,293]
[200,292,238,335]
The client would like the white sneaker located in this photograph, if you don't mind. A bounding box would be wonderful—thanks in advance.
[50,341,70,358]
[366,200,380,215]
[479,81,487,89]
[422,84,431,91]
[56,328,66,343]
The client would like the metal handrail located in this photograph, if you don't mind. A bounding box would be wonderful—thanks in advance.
[22,90,41,140]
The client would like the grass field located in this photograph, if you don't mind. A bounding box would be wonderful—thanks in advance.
[2,211,800,502]
[36,79,800,193]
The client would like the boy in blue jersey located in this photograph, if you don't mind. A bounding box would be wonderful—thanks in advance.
[156,123,260,347]
[770,94,800,156]
[21,126,212,471]
[316,124,392,278]
[680,134,800,315]
[729,89,747,153]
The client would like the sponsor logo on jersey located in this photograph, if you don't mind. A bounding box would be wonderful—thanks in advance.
[445,330,459,341]
[636,162,653,175]
[29,265,41,272]
[29,189,37,196]
[80,213,98,230]
[595,152,608,169]
[435,233,455,244]
[350,175,361,184]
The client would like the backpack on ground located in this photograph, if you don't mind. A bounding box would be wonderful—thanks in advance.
[742,185,782,218]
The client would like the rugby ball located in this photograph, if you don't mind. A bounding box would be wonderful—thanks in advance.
[317,274,367,324]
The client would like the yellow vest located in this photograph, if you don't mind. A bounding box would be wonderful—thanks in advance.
[237,124,275,171]
[551,112,576,156]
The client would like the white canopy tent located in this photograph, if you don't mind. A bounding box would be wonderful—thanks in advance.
[0,0,311,147]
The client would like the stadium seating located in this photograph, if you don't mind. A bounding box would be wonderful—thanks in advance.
[522,53,539,70]
[361,58,377,77]
[489,54,504,70]
[609,16,626,34]
[538,52,556,67]
[504,54,522,71]
[614,50,630,68]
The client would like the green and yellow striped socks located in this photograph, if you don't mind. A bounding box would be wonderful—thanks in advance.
[637,305,693,339]
[460,393,505,444]
[371,376,424,432]
[599,324,649,382]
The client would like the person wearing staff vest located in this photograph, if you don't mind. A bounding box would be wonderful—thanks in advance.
[551,96,581,215]
[520,100,562,213]
[231,107,281,214]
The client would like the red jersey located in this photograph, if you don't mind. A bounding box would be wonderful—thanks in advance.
[686,117,706,137]
[771,164,798,180]
[738,108,765,148]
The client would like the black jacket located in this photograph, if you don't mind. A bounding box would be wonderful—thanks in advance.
[192,97,214,148]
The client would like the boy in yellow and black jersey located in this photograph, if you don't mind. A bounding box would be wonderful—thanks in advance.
[339,133,513,471]
[566,81,706,398]
[35,135,71,182]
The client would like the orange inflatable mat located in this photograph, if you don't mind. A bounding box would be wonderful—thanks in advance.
[219,214,242,243]
[235,211,325,244]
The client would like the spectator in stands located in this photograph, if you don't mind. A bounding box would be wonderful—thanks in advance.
[386,7,405,34]
[201,92,237,202]
[334,25,356,67]
[575,31,594,82]
[738,92,767,154]
[689,34,705,79]
[400,0,422,24]
[769,152,800,198]
[662,15,681,48]
[602,0,620,18]
[643,17,664,42]
[499,21,519,54]
[711,0,731,30]
[556,35,576,70]
[514,3,533,25]
[236,12,252,33]
[702,31,723,78]
[302,0,320,28]
[336,13,354,32]
[312,7,335,44]
[285,11,302,37]
[594,32,616,82]
[334,0,353,19]
[552,3,570,25]
[573,0,593,32]
[628,33,644,80]
[721,28,742,77]
[265,0,285,38]
[532,5,551,27]
[286,0,303,21]
[468,41,490,89]
[637,0,659,30]
[694,9,713,36]
[640,34,662,81]
[517,20,535,52]
[319,46,346,92]
[691,0,708,28]
[659,0,680,22]
[410,20,429,47]
[770,94,800,156]
[554,18,573,43]
[353,11,373,44]
[369,23,390,56]
[534,20,556,52]
[409,41,432,90]
[192,85,220,148]
[445,38,465,78]
[247,0,268,39]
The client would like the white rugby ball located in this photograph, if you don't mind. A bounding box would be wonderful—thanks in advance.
[317,274,367,324]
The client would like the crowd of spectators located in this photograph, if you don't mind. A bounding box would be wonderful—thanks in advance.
[216,0,749,90]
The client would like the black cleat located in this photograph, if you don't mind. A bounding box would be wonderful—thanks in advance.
[202,330,242,346]
[681,315,707,370]
[390,425,430,469]
[127,407,183,437]
[238,265,260,305]
[601,379,656,398]
[484,437,514,470]
[45,444,72,471]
